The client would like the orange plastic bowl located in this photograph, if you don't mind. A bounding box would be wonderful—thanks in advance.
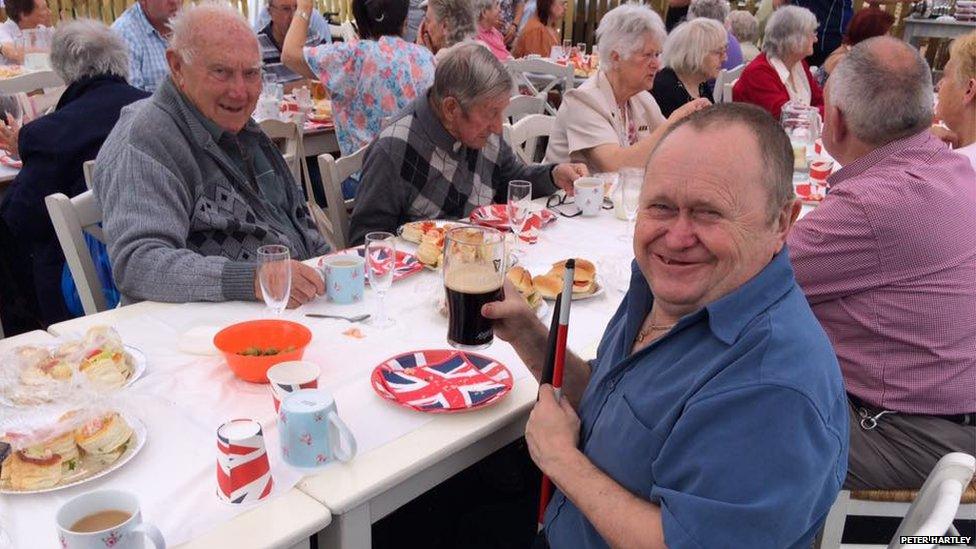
[213,320,313,383]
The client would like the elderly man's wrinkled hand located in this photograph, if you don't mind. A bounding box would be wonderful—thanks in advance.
[668,97,711,123]
[254,259,326,308]
[481,278,543,346]
[526,384,582,475]
[553,163,589,195]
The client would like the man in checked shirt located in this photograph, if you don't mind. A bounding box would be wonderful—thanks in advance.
[789,36,976,490]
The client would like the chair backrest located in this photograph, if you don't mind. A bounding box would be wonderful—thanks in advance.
[714,63,745,103]
[889,452,976,549]
[505,58,575,115]
[333,20,357,42]
[259,118,304,184]
[83,160,95,190]
[503,114,554,164]
[316,145,366,249]
[45,190,108,316]
[504,94,546,124]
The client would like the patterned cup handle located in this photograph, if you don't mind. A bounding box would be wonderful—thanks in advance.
[328,411,357,462]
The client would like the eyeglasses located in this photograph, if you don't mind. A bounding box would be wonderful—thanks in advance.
[545,192,614,217]
[269,3,297,13]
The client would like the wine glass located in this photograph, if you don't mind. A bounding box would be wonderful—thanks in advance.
[507,180,532,258]
[619,168,643,241]
[257,245,291,315]
[365,231,396,329]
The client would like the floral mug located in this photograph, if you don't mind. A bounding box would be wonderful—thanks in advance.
[278,389,357,468]
[56,489,165,549]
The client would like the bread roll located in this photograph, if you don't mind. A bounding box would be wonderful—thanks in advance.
[3,451,63,490]
[74,414,133,457]
[549,258,597,295]
[532,273,563,300]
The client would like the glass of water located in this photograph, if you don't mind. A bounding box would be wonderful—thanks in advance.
[507,180,532,258]
[365,231,396,329]
[257,244,291,315]
[619,168,643,241]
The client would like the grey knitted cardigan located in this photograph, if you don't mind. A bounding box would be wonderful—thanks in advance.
[92,79,328,304]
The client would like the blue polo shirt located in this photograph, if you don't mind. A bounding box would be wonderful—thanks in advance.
[543,249,849,549]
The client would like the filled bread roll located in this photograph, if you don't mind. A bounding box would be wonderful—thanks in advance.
[507,267,542,308]
[3,451,63,490]
[549,259,597,295]
[74,414,133,457]
[532,273,563,300]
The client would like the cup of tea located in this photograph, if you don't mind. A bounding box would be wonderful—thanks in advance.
[279,389,357,468]
[216,419,274,504]
[573,177,604,217]
[56,489,165,549]
[267,360,320,412]
[321,254,365,304]
[443,226,506,350]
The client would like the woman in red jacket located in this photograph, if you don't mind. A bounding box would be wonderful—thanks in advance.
[732,5,823,119]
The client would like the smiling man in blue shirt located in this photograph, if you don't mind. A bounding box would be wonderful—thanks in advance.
[484,103,849,548]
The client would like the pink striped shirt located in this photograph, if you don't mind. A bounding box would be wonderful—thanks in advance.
[788,130,976,415]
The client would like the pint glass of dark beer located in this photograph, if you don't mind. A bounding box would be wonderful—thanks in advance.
[443,226,506,350]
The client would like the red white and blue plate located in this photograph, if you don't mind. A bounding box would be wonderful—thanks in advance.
[318,246,423,284]
[468,204,556,231]
[370,350,514,413]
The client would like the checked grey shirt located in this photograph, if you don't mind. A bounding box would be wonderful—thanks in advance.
[347,94,557,245]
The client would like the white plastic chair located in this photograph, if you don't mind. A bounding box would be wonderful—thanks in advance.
[504,94,546,124]
[503,114,554,164]
[316,145,366,249]
[505,58,575,115]
[259,118,305,184]
[83,160,95,190]
[45,190,108,316]
[817,453,976,549]
[714,63,745,103]
[330,20,357,42]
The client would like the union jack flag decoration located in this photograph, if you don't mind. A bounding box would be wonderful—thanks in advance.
[469,204,556,244]
[318,246,423,284]
[371,350,514,413]
[216,419,274,504]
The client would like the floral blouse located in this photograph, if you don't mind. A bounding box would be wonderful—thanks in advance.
[304,36,435,156]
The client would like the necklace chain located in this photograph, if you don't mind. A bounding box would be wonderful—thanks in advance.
[635,322,676,343]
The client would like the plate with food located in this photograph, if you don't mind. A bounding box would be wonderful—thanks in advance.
[468,204,557,232]
[532,259,603,301]
[1,412,147,494]
[0,65,23,79]
[794,182,825,205]
[397,220,467,269]
[370,349,513,413]
[317,246,423,284]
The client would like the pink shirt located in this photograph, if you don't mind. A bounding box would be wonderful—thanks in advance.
[788,130,976,415]
[476,26,513,62]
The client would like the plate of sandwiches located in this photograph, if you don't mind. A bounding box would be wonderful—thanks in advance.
[506,266,549,319]
[3,327,145,405]
[531,259,602,301]
[397,220,468,269]
[0,412,146,494]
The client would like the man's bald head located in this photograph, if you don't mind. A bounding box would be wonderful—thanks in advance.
[827,36,933,146]
[168,1,258,65]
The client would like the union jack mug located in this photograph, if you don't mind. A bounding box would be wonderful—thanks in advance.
[279,389,357,468]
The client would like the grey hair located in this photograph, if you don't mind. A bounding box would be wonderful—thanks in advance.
[651,103,795,222]
[430,41,513,112]
[726,10,758,44]
[471,0,498,19]
[763,5,817,60]
[663,18,727,77]
[828,36,933,146]
[50,18,129,84]
[596,3,667,71]
[429,0,478,48]
[688,0,730,22]
[169,1,253,65]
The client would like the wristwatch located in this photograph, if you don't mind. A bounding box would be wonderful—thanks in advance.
[297,9,310,21]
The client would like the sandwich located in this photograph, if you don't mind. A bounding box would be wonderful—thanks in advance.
[74,413,133,465]
[18,348,74,386]
[507,267,542,309]
[1,450,63,490]
[78,327,134,389]
[548,259,597,296]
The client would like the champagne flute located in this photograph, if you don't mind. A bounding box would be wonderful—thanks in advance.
[257,245,291,315]
[507,180,532,258]
[365,231,396,328]
[619,168,643,241]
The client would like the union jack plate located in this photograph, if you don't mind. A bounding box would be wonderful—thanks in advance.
[469,204,556,244]
[371,350,514,413]
[318,246,423,284]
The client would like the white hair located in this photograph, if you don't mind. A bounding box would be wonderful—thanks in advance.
[596,3,667,71]
[471,0,498,18]
[829,36,933,146]
[168,1,254,65]
[726,10,758,44]
[431,41,513,112]
[689,0,730,22]
[428,0,478,47]
[50,18,129,84]
[763,5,817,60]
[663,18,727,76]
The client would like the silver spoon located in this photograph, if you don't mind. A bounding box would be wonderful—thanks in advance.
[305,313,371,322]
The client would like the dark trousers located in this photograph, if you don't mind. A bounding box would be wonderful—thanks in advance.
[845,395,976,490]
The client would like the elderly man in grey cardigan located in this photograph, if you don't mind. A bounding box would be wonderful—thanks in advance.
[348,41,587,245]
[93,2,328,308]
